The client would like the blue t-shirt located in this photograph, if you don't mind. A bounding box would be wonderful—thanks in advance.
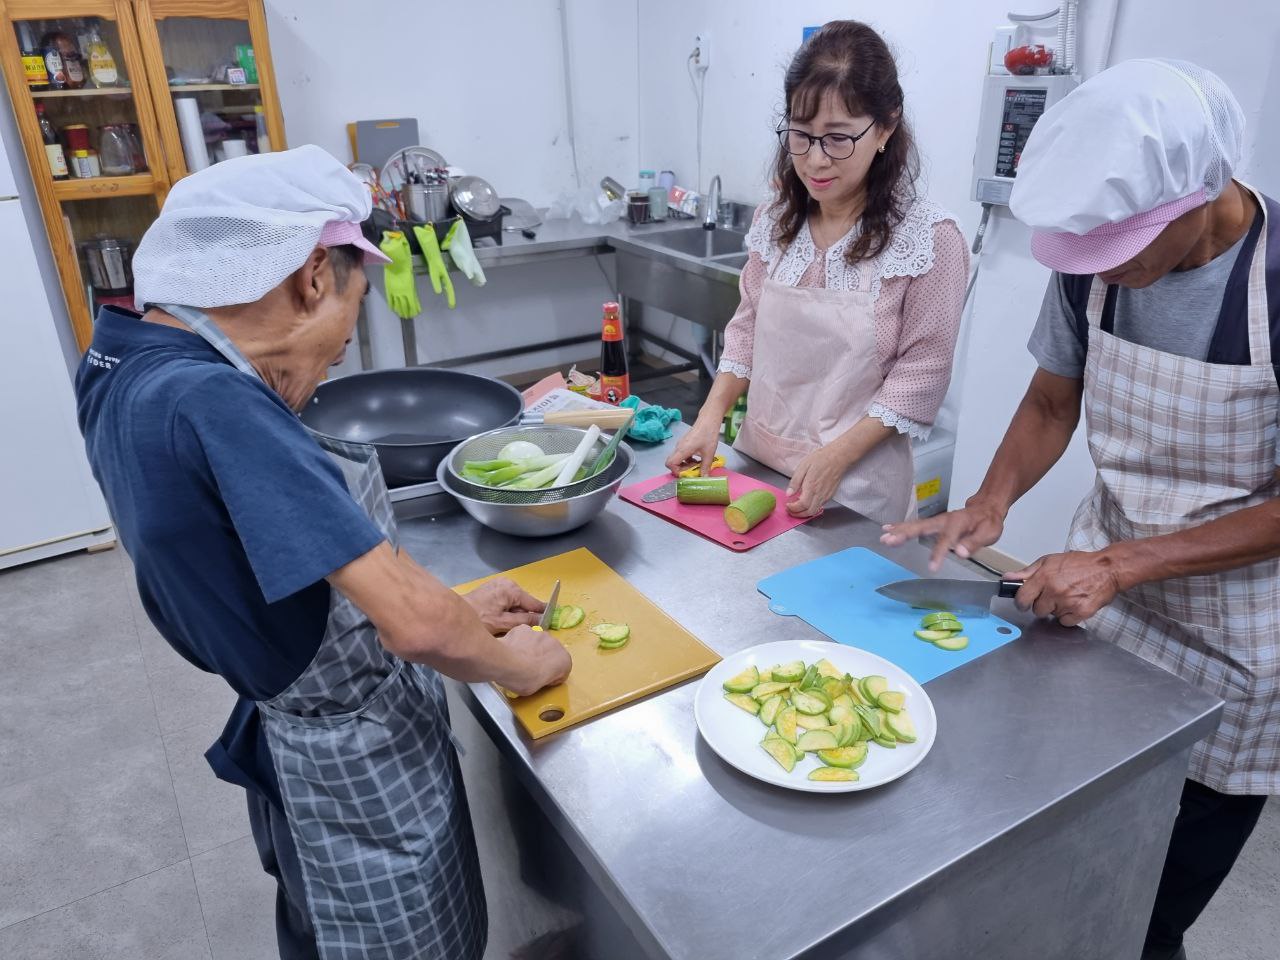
[76,307,385,807]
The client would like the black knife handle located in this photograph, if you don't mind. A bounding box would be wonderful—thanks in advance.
[997,579,1023,598]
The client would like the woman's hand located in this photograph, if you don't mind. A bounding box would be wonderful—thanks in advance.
[462,579,545,635]
[786,445,850,517]
[665,420,722,476]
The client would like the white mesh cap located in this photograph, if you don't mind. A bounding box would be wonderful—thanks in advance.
[133,145,373,311]
[1010,58,1246,236]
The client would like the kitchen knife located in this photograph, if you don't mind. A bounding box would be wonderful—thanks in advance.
[875,577,1022,617]
[534,579,562,631]
[641,455,728,502]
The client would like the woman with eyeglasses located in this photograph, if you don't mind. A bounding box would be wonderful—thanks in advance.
[666,20,969,523]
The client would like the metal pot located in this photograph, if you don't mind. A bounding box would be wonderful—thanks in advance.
[300,368,523,487]
[80,236,133,293]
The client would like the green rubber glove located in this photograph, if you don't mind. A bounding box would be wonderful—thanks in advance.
[443,218,487,287]
[379,230,420,319]
[412,224,456,309]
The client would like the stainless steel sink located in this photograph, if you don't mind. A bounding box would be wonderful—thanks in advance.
[645,226,747,259]
[710,252,748,270]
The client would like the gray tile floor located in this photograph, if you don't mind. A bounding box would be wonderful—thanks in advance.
[1,546,1275,958]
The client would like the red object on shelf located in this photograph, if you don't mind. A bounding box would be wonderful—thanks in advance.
[1004,44,1053,75]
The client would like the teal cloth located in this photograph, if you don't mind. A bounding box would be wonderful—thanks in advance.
[619,395,682,442]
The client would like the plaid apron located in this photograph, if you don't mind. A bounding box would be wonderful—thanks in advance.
[1064,189,1280,795]
[163,304,487,959]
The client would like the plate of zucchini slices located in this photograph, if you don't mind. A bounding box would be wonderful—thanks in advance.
[694,639,937,793]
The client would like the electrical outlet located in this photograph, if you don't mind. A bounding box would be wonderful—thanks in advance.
[693,32,711,72]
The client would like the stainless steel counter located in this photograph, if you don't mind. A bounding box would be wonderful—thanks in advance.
[399,432,1222,959]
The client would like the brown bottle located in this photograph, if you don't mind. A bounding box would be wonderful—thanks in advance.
[36,103,69,180]
[42,30,86,90]
[598,301,631,405]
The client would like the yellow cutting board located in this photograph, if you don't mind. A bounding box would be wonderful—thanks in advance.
[455,547,720,738]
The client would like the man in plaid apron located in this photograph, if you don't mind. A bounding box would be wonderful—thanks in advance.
[883,61,1278,960]
[76,147,572,959]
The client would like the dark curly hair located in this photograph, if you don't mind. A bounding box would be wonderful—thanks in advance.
[771,20,920,264]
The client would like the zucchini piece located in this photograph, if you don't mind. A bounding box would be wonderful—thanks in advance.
[724,693,760,715]
[828,705,856,728]
[722,665,760,694]
[792,689,830,716]
[799,663,821,691]
[876,690,907,713]
[853,704,882,740]
[761,736,798,772]
[597,636,629,650]
[808,767,859,783]
[724,490,778,534]
[772,660,805,683]
[548,604,585,630]
[815,658,843,680]
[832,720,856,748]
[591,623,630,643]
[832,693,856,713]
[818,743,868,769]
[846,681,869,707]
[796,729,840,752]
[751,681,790,701]
[796,711,830,731]
[884,710,918,744]
[676,476,731,505]
[934,634,970,652]
[860,675,889,703]
[759,694,785,727]
[920,611,962,630]
[914,628,957,642]
[872,733,898,749]
[758,665,776,683]
[775,705,798,744]
[820,676,846,702]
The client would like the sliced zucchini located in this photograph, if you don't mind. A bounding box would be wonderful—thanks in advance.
[933,634,970,652]
[775,705,798,744]
[876,690,907,713]
[872,732,898,749]
[818,743,869,769]
[750,681,790,701]
[758,665,776,683]
[795,711,830,731]
[831,693,856,713]
[853,704,882,740]
[799,663,821,691]
[815,658,843,680]
[791,689,830,716]
[859,675,888,703]
[846,681,869,707]
[832,720,856,748]
[915,628,957,642]
[796,729,839,752]
[884,710,918,744]
[722,665,759,694]
[724,693,760,715]
[761,736,798,772]
[808,767,859,783]
[597,636,629,650]
[549,604,585,630]
[591,623,630,643]
[820,676,846,702]
[920,611,962,630]
[758,694,784,727]
[772,660,805,683]
[828,705,856,728]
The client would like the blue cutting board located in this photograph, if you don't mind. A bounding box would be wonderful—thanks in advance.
[757,547,1022,684]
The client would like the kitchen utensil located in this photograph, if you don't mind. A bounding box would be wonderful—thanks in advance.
[443,425,631,507]
[520,408,634,429]
[455,547,720,738]
[301,369,523,487]
[757,547,1022,684]
[587,411,636,477]
[422,181,449,222]
[80,236,133,293]
[647,186,669,221]
[450,175,502,220]
[626,192,650,224]
[97,124,133,174]
[600,176,626,201]
[499,197,541,232]
[401,183,428,221]
[354,118,419,170]
[695,639,937,793]
[876,577,1023,618]
[641,455,727,502]
[620,470,814,551]
[534,580,562,631]
[378,145,447,195]
[436,440,634,537]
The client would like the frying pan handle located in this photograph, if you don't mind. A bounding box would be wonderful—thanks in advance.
[542,409,635,429]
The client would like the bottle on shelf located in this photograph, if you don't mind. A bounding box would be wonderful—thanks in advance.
[80,21,119,88]
[254,105,271,153]
[723,393,748,444]
[598,301,631,405]
[42,29,86,90]
[18,22,49,91]
[36,104,69,180]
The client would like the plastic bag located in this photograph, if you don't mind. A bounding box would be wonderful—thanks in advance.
[547,187,624,225]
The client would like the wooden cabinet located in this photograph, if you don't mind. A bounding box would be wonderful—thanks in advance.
[0,0,286,350]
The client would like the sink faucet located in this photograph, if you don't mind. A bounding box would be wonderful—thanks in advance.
[703,175,721,230]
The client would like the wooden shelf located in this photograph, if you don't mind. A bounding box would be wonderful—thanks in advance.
[53,174,160,201]
[31,86,136,98]
[169,83,259,92]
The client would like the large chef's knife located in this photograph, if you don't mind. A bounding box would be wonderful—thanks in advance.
[642,455,727,502]
[875,577,1022,617]
[534,579,562,631]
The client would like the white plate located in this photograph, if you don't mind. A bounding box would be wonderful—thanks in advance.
[694,639,937,793]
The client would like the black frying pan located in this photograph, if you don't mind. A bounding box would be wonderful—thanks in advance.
[301,368,523,488]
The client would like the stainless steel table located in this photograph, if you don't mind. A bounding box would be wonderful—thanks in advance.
[398,433,1221,960]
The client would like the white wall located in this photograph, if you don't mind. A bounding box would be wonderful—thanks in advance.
[637,0,1280,563]
[262,0,639,376]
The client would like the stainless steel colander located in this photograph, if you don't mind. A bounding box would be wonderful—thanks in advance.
[445,426,629,506]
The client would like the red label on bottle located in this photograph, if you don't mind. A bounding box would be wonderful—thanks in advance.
[599,374,630,405]
[601,319,623,342]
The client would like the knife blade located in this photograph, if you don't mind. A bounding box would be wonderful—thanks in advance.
[875,577,1022,617]
[535,579,562,631]
[641,455,727,502]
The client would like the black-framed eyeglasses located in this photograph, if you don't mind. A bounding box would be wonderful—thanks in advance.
[777,118,876,160]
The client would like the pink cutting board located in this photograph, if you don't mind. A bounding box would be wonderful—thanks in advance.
[619,470,817,551]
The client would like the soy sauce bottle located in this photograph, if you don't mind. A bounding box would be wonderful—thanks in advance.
[598,301,630,405]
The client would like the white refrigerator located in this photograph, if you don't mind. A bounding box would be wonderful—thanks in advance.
[0,99,114,569]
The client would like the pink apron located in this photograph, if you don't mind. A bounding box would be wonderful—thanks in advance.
[733,268,915,524]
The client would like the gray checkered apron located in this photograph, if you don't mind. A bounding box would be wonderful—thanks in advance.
[1064,188,1280,795]
[162,304,487,959]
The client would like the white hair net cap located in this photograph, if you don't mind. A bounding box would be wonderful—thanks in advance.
[133,145,378,311]
[1010,59,1246,238]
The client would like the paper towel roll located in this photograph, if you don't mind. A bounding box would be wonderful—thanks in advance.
[175,97,210,171]
[220,138,248,159]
